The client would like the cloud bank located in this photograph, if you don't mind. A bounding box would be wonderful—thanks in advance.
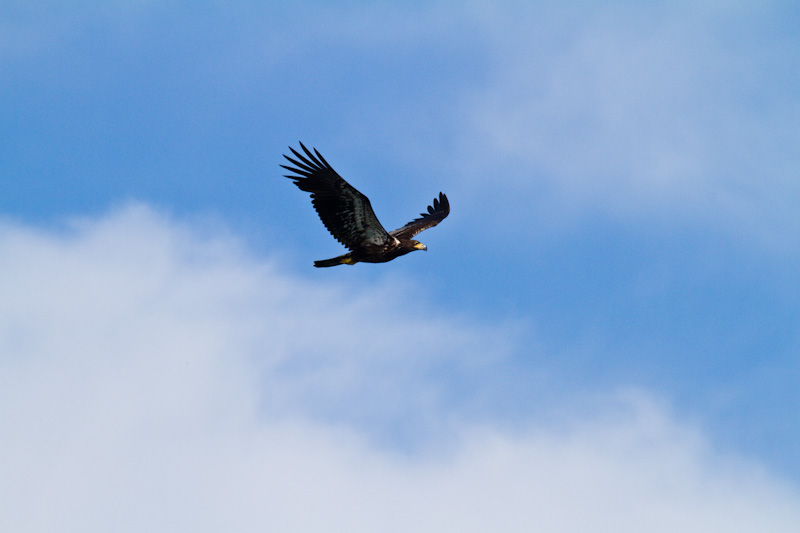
[1,205,799,532]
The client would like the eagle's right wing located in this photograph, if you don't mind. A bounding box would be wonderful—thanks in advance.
[390,192,450,240]
[282,143,391,250]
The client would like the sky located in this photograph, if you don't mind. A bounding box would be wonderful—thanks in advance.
[2,1,800,531]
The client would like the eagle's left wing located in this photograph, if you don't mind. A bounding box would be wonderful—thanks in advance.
[389,192,450,240]
[281,143,391,250]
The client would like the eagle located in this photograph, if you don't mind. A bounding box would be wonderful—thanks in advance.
[281,142,449,267]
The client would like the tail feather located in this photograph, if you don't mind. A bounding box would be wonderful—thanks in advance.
[314,257,342,268]
[313,254,355,268]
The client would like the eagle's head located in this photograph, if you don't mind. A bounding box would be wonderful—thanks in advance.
[412,241,427,251]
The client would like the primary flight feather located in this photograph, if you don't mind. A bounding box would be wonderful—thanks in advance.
[281,142,449,267]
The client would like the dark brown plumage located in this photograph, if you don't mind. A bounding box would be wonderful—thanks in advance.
[281,142,450,267]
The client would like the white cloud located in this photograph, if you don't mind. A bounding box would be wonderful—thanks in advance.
[1,205,799,532]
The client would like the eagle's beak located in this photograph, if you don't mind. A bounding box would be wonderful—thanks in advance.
[415,242,427,251]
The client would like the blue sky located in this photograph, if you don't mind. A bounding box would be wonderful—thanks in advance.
[2,2,800,530]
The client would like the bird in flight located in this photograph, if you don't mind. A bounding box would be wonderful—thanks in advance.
[281,142,449,267]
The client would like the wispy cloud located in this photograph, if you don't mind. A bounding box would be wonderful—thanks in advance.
[1,205,798,531]
[455,3,800,250]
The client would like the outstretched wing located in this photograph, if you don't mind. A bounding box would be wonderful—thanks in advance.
[281,142,391,251]
[390,192,450,240]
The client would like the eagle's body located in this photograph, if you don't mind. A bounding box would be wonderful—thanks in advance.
[281,143,449,267]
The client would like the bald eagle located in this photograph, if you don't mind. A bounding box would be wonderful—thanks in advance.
[281,142,449,267]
